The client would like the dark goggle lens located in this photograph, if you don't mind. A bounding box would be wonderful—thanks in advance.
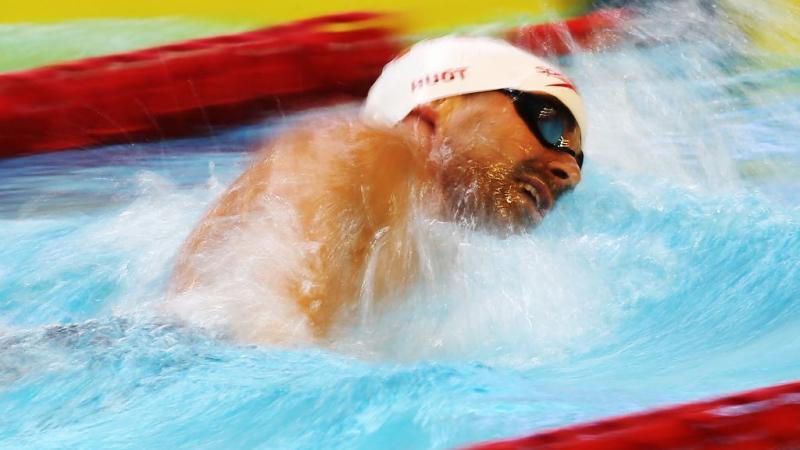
[503,90,582,167]
[537,107,567,148]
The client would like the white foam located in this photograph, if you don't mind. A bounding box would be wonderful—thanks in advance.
[155,192,317,346]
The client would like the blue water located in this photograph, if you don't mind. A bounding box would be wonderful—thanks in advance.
[1,6,799,450]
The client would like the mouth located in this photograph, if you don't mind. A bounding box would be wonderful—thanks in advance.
[516,175,554,220]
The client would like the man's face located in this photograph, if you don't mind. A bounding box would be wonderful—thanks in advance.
[429,90,583,232]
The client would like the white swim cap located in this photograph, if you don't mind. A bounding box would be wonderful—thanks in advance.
[362,36,586,134]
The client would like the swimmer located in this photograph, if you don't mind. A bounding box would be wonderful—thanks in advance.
[167,37,586,344]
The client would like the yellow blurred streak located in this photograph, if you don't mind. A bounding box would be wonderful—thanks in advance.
[722,0,800,61]
[0,0,591,31]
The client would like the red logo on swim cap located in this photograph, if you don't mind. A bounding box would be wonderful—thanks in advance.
[411,67,468,92]
[536,66,577,92]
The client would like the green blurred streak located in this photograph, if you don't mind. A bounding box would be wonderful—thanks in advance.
[0,18,244,72]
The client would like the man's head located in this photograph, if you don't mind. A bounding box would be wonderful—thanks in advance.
[363,36,585,231]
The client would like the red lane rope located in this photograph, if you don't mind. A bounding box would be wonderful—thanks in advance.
[0,12,400,158]
[464,381,800,450]
[0,9,636,158]
[508,8,634,57]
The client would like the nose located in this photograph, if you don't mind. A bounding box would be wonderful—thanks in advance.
[546,159,581,191]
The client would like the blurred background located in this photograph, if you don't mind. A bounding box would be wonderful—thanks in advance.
[2,0,796,71]
[1,1,799,449]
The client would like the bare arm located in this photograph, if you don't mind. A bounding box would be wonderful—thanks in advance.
[170,118,425,338]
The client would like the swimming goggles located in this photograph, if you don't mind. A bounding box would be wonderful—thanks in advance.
[502,89,584,168]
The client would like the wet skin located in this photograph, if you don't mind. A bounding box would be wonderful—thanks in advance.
[428,91,583,232]
[169,91,583,341]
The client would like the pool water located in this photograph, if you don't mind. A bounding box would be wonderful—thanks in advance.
[1,3,799,449]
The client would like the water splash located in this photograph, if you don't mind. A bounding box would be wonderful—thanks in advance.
[1,3,799,449]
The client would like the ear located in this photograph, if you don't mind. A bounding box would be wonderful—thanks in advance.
[405,104,436,129]
[404,97,458,130]
[401,103,437,151]
[400,97,460,153]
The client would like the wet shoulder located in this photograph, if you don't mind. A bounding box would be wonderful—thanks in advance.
[258,113,420,171]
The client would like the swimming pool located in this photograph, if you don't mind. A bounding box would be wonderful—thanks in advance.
[1,4,799,449]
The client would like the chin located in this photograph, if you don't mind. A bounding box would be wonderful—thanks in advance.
[440,163,553,233]
[453,196,548,235]
[491,206,547,235]
[489,183,552,233]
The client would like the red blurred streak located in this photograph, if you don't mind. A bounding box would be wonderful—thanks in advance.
[0,9,636,158]
[508,8,635,57]
[463,381,800,450]
[0,12,400,158]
